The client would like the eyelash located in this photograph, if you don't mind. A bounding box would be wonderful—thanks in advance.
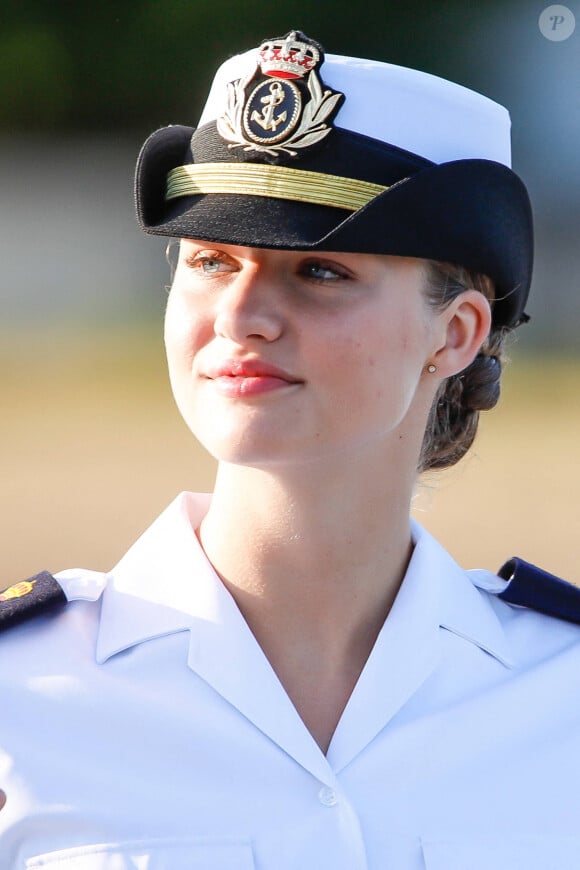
[300,260,351,283]
[184,252,234,274]
[182,251,352,284]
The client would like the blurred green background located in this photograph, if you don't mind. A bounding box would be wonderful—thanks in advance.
[1,0,579,583]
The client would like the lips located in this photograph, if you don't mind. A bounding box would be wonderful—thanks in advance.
[204,359,301,382]
[202,358,303,397]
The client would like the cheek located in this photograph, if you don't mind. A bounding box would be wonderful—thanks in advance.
[164,291,209,397]
[331,308,430,419]
[165,287,203,354]
[333,311,414,379]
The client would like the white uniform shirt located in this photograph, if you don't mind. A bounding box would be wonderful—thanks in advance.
[2,492,580,869]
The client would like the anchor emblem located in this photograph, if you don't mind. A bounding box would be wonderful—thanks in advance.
[251,82,287,132]
[217,31,345,156]
[243,77,301,145]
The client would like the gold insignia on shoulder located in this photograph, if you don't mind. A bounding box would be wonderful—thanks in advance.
[216,31,344,158]
[0,580,36,602]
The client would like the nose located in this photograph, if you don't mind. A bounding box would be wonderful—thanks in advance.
[213,267,285,344]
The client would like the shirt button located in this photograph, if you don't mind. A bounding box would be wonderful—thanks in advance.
[318,786,338,807]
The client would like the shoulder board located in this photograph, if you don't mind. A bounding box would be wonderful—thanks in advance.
[0,571,67,633]
[497,557,580,625]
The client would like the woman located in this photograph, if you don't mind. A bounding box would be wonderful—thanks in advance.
[2,30,580,870]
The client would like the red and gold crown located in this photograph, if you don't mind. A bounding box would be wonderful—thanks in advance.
[258,31,320,79]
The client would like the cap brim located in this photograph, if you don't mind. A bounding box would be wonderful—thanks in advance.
[135,124,533,328]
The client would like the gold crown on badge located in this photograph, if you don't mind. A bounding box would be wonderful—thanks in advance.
[258,33,320,79]
[216,31,344,158]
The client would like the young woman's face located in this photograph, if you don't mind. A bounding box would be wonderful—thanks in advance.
[164,240,446,469]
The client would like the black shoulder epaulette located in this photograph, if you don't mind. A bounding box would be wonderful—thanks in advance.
[0,571,67,633]
[497,557,580,625]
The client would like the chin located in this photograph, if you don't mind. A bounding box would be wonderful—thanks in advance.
[186,416,294,467]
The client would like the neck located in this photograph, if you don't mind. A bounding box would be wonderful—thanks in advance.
[200,450,416,644]
[198,451,417,753]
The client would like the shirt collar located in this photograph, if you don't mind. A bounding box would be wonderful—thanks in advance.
[409,519,515,668]
[95,492,514,669]
[96,492,335,783]
[96,492,224,663]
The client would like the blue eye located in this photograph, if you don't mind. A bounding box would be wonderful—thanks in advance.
[303,261,346,281]
[200,258,223,273]
[185,252,237,274]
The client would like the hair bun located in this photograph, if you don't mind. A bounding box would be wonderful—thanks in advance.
[462,354,501,412]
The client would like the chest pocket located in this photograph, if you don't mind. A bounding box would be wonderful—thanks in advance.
[422,836,580,869]
[25,838,255,869]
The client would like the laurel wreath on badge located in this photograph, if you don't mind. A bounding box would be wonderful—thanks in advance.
[217,65,343,157]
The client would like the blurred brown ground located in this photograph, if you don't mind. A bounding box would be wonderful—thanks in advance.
[2,326,579,587]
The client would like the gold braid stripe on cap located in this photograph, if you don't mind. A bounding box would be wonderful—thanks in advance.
[165,163,389,212]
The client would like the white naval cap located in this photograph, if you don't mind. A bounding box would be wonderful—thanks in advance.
[198,48,512,168]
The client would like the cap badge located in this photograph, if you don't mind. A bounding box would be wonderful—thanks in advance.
[217,31,344,157]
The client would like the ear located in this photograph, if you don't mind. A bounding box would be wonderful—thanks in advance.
[430,290,492,377]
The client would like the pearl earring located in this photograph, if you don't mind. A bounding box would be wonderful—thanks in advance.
[427,364,437,373]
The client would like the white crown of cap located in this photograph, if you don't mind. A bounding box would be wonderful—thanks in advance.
[198,48,512,168]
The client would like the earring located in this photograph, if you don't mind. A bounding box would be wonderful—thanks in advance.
[427,364,437,373]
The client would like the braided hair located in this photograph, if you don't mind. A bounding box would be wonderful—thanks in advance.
[420,262,509,472]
